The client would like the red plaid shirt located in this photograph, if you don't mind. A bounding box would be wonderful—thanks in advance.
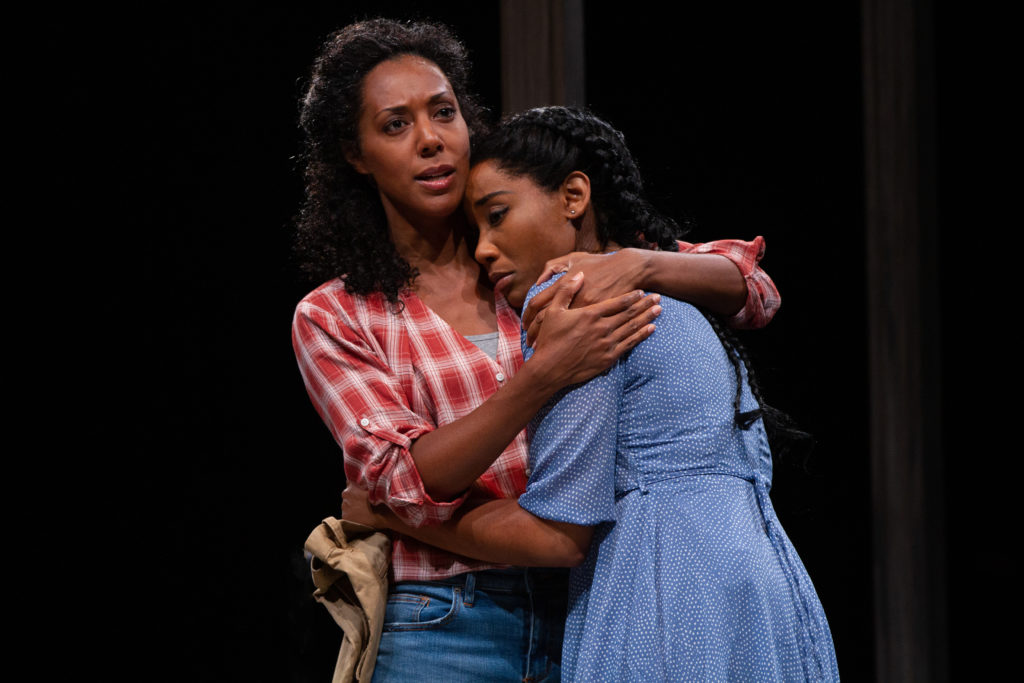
[685,236,780,330]
[292,237,778,581]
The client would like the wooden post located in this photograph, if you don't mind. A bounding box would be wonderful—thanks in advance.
[500,0,585,114]
[862,0,946,679]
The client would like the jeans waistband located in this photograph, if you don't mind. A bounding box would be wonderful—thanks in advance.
[395,567,569,595]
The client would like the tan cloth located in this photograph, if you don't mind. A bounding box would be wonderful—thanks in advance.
[304,517,391,683]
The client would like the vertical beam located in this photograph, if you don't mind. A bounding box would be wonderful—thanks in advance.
[862,0,946,680]
[500,0,585,114]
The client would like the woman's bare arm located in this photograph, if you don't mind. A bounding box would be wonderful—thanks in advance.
[522,239,778,345]
[343,485,592,567]
[410,276,660,501]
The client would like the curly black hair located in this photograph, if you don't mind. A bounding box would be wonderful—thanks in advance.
[472,107,810,456]
[294,18,488,299]
[470,106,687,253]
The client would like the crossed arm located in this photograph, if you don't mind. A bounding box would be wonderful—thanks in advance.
[308,238,777,532]
[342,489,592,568]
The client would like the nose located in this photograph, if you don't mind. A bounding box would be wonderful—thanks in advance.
[474,232,498,265]
[418,119,444,156]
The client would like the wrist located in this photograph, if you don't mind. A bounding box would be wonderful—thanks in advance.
[375,505,397,531]
[631,248,656,291]
[510,353,563,403]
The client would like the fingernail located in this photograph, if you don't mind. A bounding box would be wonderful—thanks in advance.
[651,305,662,316]
[572,272,584,281]
[651,293,661,303]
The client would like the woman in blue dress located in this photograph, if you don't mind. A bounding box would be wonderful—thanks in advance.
[344,106,839,681]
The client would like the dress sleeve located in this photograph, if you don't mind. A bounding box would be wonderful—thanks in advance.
[292,297,468,528]
[677,236,781,329]
[517,279,620,526]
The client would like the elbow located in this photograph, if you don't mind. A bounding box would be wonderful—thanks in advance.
[560,546,587,568]
[535,543,586,568]
[538,526,591,567]
[722,272,749,317]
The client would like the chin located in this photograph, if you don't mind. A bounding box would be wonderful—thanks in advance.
[507,291,527,310]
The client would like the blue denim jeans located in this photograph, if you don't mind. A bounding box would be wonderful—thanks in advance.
[371,567,569,682]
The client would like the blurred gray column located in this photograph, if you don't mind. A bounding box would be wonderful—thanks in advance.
[500,0,585,114]
[862,0,946,680]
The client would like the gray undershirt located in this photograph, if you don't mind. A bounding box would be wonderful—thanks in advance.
[465,331,499,360]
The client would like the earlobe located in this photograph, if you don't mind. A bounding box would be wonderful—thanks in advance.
[562,171,591,218]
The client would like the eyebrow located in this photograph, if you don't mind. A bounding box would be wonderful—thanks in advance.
[474,190,512,207]
[374,91,454,118]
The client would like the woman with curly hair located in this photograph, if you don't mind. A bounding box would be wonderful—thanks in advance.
[294,19,781,681]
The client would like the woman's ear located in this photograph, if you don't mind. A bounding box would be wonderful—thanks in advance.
[343,142,369,175]
[561,171,591,219]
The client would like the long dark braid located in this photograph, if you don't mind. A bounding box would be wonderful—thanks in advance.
[701,312,813,461]
[473,106,810,459]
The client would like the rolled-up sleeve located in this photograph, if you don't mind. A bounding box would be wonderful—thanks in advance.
[292,300,468,528]
[678,236,781,329]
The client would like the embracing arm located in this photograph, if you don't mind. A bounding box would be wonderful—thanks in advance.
[674,236,780,329]
[522,236,780,343]
[407,277,660,501]
[294,278,660,522]
[343,280,621,566]
[635,249,747,316]
[343,489,591,567]
[342,276,618,564]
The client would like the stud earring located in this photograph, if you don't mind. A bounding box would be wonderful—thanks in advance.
[570,209,576,215]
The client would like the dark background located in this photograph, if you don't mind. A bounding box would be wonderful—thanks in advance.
[52,1,1009,680]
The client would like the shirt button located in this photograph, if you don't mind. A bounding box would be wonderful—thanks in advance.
[496,372,506,382]
[359,418,370,428]
[524,468,532,477]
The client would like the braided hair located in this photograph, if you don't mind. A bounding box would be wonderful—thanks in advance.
[471,106,684,252]
[473,107,809,456]
[294,19,488,300]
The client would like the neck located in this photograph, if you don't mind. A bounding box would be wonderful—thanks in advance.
[572,212,618,255]
[386,209,482,292]
[384,203,474,272]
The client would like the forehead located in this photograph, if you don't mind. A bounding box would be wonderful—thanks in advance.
[360,55,453,111]
[467,161,528,201]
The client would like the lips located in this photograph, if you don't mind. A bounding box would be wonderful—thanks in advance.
[489,271,514,295]
[415,164,456,192]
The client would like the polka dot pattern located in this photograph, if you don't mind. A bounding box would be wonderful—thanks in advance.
[521,277,839,681]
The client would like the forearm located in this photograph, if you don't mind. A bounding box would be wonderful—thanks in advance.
[410,360,560,500]
[378,497,590,567]
[639,250,747,317]
[413,285,659,501]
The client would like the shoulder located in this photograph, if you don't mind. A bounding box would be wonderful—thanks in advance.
[637,295,718,356]
[293,279,399,338]
[522,271,566,315]
[658,295,707,326]
[520,273,567,362]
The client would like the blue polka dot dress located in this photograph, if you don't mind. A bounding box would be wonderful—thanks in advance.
[520,276,839,681]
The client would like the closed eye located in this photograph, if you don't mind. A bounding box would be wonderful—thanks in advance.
[487,206,508,226]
